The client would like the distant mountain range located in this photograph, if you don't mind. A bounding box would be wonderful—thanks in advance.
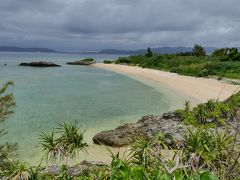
[1,46,238,55]
[0,46,56,53]
[97,47,217,55]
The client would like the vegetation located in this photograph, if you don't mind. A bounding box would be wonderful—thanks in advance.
[37,121,238,179]
[3,126,238,179]
[145,47,153,57]
[103,60,114,64]
[80,58,95,62]
[192,44,206,56]
[212,48,240,61]
[114,45,240,79]
[175,91,240,126]
[40,121,88,164]
[0,81,18,173]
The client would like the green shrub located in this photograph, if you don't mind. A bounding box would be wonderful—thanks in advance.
[176,96,239,126]
[170,67,179,73]
[81,58,95,62]
[198,69,210,77]
[112,50,240,79]
[103,60,113,64]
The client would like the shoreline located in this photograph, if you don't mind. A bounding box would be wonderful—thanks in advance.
[93,63,239,105]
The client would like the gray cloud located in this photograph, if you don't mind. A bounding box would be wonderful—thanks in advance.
[0,0,240,51]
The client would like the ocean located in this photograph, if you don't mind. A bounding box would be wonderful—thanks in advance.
[0,52,185,164]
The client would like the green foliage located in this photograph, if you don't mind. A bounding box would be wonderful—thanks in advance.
[115,57,131,64]
[114,45,240,79]
[114,49,240,79]
[145,47,153,57]
[177,98,238,126]
[58,164,73,180]
[8,161,30,179]
[0,82,18,175]
[0,81,15,126]
[103,60,114,64]
[0,143,18,171]
[192,44,206,56]
[81,58,95,62]
[81,128,237,179]
[40,121,88,164]
[198,69,210,77]
[212,48,240,61]
[183,129,233,168]
[3,121,238,179]
[130,136,156,167]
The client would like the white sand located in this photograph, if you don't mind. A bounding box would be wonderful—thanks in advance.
[93,63,239,104]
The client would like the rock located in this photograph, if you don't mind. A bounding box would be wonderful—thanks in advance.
[93,112,186,147]
[42,165,60,175]
[67,58,96,65]
[93,123,141,146]
[19,61,61,67]
[137,114,185,142]
[162,111,182,121]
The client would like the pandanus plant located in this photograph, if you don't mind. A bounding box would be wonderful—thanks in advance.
[40,121,88,165]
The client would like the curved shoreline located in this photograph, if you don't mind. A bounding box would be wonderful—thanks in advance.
[93,63,239,105]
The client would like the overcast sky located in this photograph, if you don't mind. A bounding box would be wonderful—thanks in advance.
[0,0,240,51]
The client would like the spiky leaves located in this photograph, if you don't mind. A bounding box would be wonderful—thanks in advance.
[40,131,59,161]
[40,121,88,164]
[177,98,238,126]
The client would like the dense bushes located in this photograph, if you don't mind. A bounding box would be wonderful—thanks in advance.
[114,50,240,79]
[176,92,240,126]
[212,48,240,61]
[103,60,114,64]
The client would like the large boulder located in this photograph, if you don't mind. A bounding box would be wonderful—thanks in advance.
[19,61,61,67]
[93,123,141,146]
[93,112,185,147]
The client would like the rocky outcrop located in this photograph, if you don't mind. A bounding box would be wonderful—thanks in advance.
[93,112,185,147]
[93,109,240,147]
[19,61,61,67]
[67,59,96,65]
[93,123,142,146]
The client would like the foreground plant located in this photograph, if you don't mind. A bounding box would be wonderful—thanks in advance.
[0,82,18,175]
[40,121,88,164]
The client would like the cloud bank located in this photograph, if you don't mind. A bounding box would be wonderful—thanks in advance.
[0,0,239,51]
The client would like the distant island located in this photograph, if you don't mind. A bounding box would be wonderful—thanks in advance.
[0,46,56,53]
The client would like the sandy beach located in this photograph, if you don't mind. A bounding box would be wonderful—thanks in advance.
[93,63,239,105]
[83,63,239,164]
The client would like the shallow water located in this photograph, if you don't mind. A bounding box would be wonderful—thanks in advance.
[0,52,185,164]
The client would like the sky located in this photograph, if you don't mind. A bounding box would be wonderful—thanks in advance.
[0,0,240,51]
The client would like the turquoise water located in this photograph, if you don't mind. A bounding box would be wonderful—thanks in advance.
[0,52,185,164]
